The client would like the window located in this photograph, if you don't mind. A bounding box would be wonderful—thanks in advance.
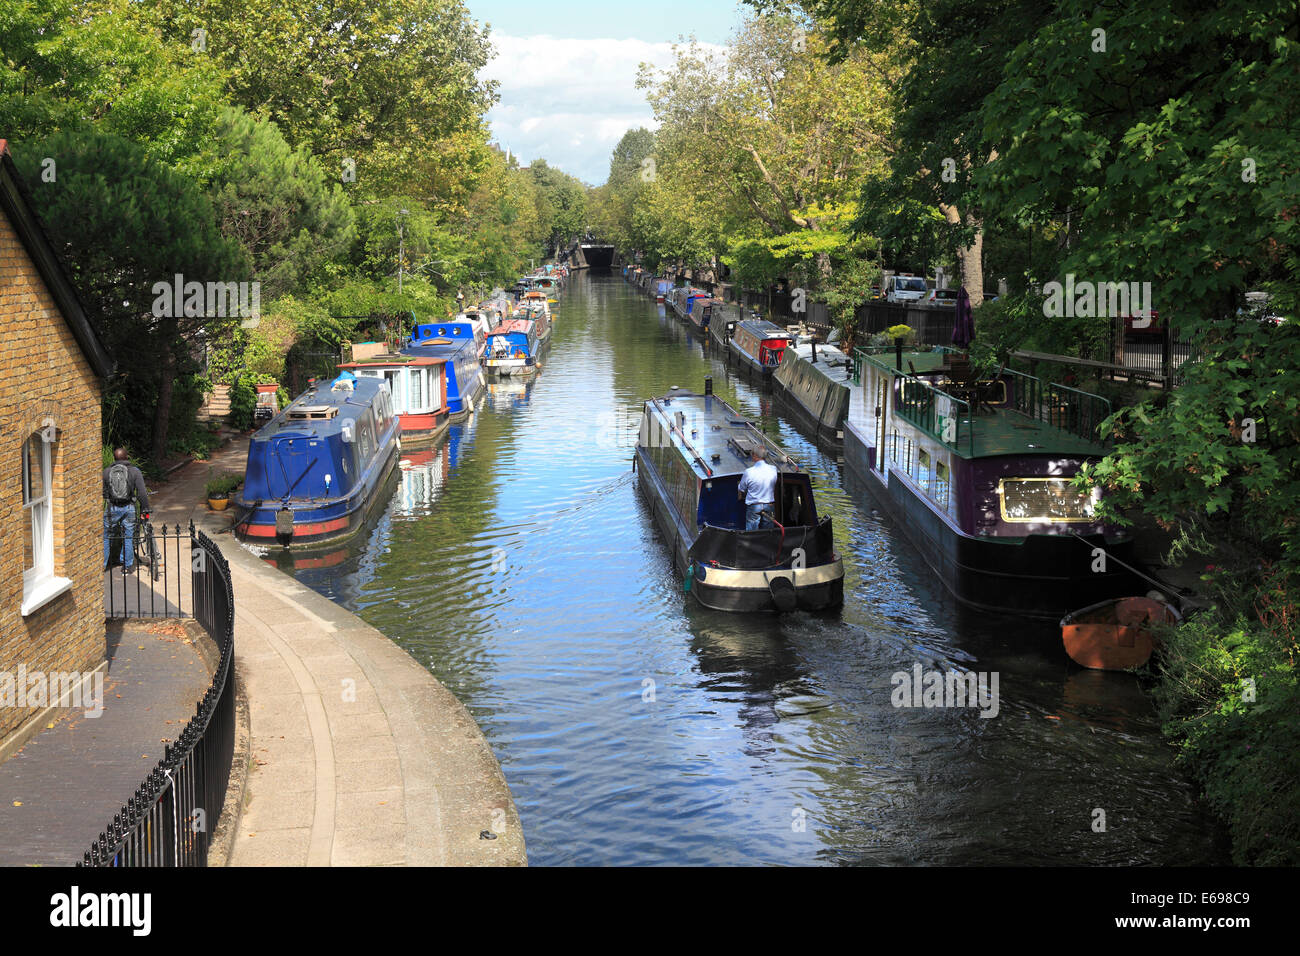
[22,431,71,614]
[934,461,950,509]
[998,478,1098,523]
[410,367,424,411]
[918,449,932,491]
[383,370,401,413]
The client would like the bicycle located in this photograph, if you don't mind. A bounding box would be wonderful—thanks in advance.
[134,516,161,581]
[105,513,160,580]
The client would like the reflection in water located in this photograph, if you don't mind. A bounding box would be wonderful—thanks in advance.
[280,273,1222,866]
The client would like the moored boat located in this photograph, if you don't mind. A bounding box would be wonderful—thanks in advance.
[772,339,853,447]
[1061,596,1181,670]
[634,379,844,612]
[234,371,401,547]
[728,318,795,378]
[403,321,486,420]
[338,349,450,446]
[843,347,1147,618]
[484,318,541,377]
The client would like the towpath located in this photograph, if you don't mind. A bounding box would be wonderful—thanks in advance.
[151,438,526,866]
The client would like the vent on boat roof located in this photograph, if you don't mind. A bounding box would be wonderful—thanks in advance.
[288,405,338,420]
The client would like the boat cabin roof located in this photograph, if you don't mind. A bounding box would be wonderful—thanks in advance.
[859,348,1113,459]
[736,319,794,340]
[252,373,386,442]
[490,319,534,336]
[646,390,805,480]
[339,353,447,369]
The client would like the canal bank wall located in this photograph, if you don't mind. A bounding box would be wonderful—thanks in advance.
[154,440,527,866]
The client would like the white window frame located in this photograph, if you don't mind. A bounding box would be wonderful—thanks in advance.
[22,431,72,615]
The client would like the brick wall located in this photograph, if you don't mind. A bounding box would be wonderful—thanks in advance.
[0,210,105,743]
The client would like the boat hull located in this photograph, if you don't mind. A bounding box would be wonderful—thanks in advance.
[236,441,400,549]
[844,421,1146,619]
[635,446,842,613]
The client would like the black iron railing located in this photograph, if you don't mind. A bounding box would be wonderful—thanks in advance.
[82,525,235,867]
[104,520,190,618]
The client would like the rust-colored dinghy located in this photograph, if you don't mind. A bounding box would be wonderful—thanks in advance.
[1060,596,1181,670]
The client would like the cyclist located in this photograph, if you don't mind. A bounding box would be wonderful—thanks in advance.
[103,448,151,575]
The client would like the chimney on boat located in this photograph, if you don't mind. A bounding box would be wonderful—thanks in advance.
[704,376,713,396]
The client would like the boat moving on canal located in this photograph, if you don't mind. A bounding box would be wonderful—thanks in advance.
[844,347,1146,618]
[485,318,541,378]
[234,370,400,547]
[728,319,795,379]
[634,379,844,612]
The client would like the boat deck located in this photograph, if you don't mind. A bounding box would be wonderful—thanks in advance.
[652,391,802,478]
[847,351,1111,459]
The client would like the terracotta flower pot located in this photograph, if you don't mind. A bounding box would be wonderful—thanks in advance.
[208,496,230,511]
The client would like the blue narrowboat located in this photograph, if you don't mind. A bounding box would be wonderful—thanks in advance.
[484,318,541,377]
[403,321,486,420]
[635,379,845,612]
[235,371,401,547]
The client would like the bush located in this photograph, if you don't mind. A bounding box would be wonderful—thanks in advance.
[227,373,258,431]
[1151,608,1300,865]
[205,474,242,498]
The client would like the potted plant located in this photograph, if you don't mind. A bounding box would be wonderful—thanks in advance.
[205,474,241,511]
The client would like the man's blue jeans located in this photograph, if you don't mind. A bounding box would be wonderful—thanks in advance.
[745,502,773,531]
[104,504,136,569]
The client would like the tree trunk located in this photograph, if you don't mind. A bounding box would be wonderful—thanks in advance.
[151,338,175,465]
[938,201,985,307]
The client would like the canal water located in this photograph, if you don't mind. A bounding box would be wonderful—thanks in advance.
[271,273,1222,865]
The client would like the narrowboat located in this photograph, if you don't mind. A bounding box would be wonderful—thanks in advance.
[728,319,795,378]
[484,319,541,377]
[234,371,401,547]
[654,279,672,303]
[519,291,553,341]
[403,321,486,420]
[338,350,450,446]
[634,379,845,612]
[666,286,708,321]
[709,306,740,348]
[683,296,724,334]
[772,340,853,447]
[843,347,1148,618]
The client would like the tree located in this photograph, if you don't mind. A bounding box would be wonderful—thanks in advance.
[207,107,356,299]
[15,129,249,463]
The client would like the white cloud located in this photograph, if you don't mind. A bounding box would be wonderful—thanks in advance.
[482,33,726,185]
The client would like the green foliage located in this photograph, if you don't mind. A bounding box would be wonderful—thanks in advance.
[227,373,258,431]
[207,107,356,298]
[13,127,248,463]
[1150,612,1300,865]
[205,474,242,498]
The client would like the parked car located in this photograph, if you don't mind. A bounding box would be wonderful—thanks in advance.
[926,288,958,308]
[884,274,928,304]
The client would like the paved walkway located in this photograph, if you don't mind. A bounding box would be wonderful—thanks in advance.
[155,440,527,866]
[0,619,212,866]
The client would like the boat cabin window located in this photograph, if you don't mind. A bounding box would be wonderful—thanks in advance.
[934,461,950,508]
[998,478,1098,523]
[383,370,402,411]
[410,367,424,410]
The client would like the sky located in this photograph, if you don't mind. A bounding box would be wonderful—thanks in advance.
[466,0,746,185]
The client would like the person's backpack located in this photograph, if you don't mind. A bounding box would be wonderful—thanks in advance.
[108,462,131,504]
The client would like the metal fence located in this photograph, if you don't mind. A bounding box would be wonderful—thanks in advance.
[82,526,235,867]
[104,520,191,618]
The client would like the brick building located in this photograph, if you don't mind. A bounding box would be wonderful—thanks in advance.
[0,140,114,748]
